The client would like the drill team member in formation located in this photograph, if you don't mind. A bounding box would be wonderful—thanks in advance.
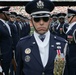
[5,11,19,75]
[50,13,59,35]
[66,8,76,75]
[0,7,13,75]
[16,14,30,38]
[56,13,69,39]
[16,0,69,75]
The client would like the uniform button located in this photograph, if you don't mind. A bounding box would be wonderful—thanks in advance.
[42,72,45,75]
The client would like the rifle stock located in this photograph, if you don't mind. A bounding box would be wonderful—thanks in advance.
[12,57,16,72]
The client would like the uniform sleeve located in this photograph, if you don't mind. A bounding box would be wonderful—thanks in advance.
[25,23,31,36]
[15,41,23,75]
[12,24,19,50]
[63,43,70,75]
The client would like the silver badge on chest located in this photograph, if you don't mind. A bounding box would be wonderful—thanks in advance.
[57,46,61,49]
[25,48,31,54]
[25,55,31,62]
[56,42,61,45]
[56,42,61,50]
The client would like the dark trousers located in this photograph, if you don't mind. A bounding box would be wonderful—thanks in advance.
[2,61,10,75]
[69,67,76,75]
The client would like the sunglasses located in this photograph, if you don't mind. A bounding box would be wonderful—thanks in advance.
[10,16,15,18]
[33,16,50,22]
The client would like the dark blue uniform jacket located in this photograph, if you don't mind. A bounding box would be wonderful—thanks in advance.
[16,33,69,75]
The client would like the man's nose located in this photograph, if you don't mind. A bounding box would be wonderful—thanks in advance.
[39,19,44,25]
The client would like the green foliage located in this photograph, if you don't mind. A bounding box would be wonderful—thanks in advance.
[30,26,34,35]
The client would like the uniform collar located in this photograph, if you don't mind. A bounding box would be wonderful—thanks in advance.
[34,30,50,47]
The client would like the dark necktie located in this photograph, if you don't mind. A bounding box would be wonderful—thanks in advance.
[39,35,45,41]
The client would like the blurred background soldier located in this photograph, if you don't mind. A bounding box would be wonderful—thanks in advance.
[9,12,20,42]
[50,13,59,35]
[15,14,30,39]
[56,13,68,39]
[66,8,76,75]
[4,11,19,75]
[21,16,30,38]
[16,14,30,38]
[13,14,21,40]
[5,11,30,75]
[5,11,19,52]
[0,7,13,75]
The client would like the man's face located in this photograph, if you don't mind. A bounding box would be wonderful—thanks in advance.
[59,18,65,23]
[52,17,57,22]
[0,13,5,19]
[0,13,8,21]
[10,16,16,22]
[16,17,21,22]
[31,15,51,34]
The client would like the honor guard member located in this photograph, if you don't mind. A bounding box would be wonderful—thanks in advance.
[8,12,19,49]
[22,16,30,37]
[0,7,13,75]
[56,13,68,39]
[50,13,59,35]
[10,12,20,41]
[62,23,69,35]
[66,8,76,75]
[3,11,19,50]
[3,11,18,75]
[16,0,69,75]
[17,15,30,38]
[8,12,19,75]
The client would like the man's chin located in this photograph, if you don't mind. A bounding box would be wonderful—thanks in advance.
[38,31,46,35]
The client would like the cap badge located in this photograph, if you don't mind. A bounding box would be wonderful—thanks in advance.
[25,48,31,54]
[37,0,44,9]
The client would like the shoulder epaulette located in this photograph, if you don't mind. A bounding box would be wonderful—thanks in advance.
[66,22,76,34]
[19,35,32,41]
[54,35,68,43]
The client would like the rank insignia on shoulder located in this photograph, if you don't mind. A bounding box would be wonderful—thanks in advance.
[25,48,31,54]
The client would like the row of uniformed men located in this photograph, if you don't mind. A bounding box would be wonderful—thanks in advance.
[50,8,76,41]
[0,6,30,75]
[50,8,76,75]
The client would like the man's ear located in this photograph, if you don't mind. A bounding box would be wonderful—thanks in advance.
[30,19,32,24]
[30,18,33,23]
[50,18,52,22]
[29,18,33,26]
